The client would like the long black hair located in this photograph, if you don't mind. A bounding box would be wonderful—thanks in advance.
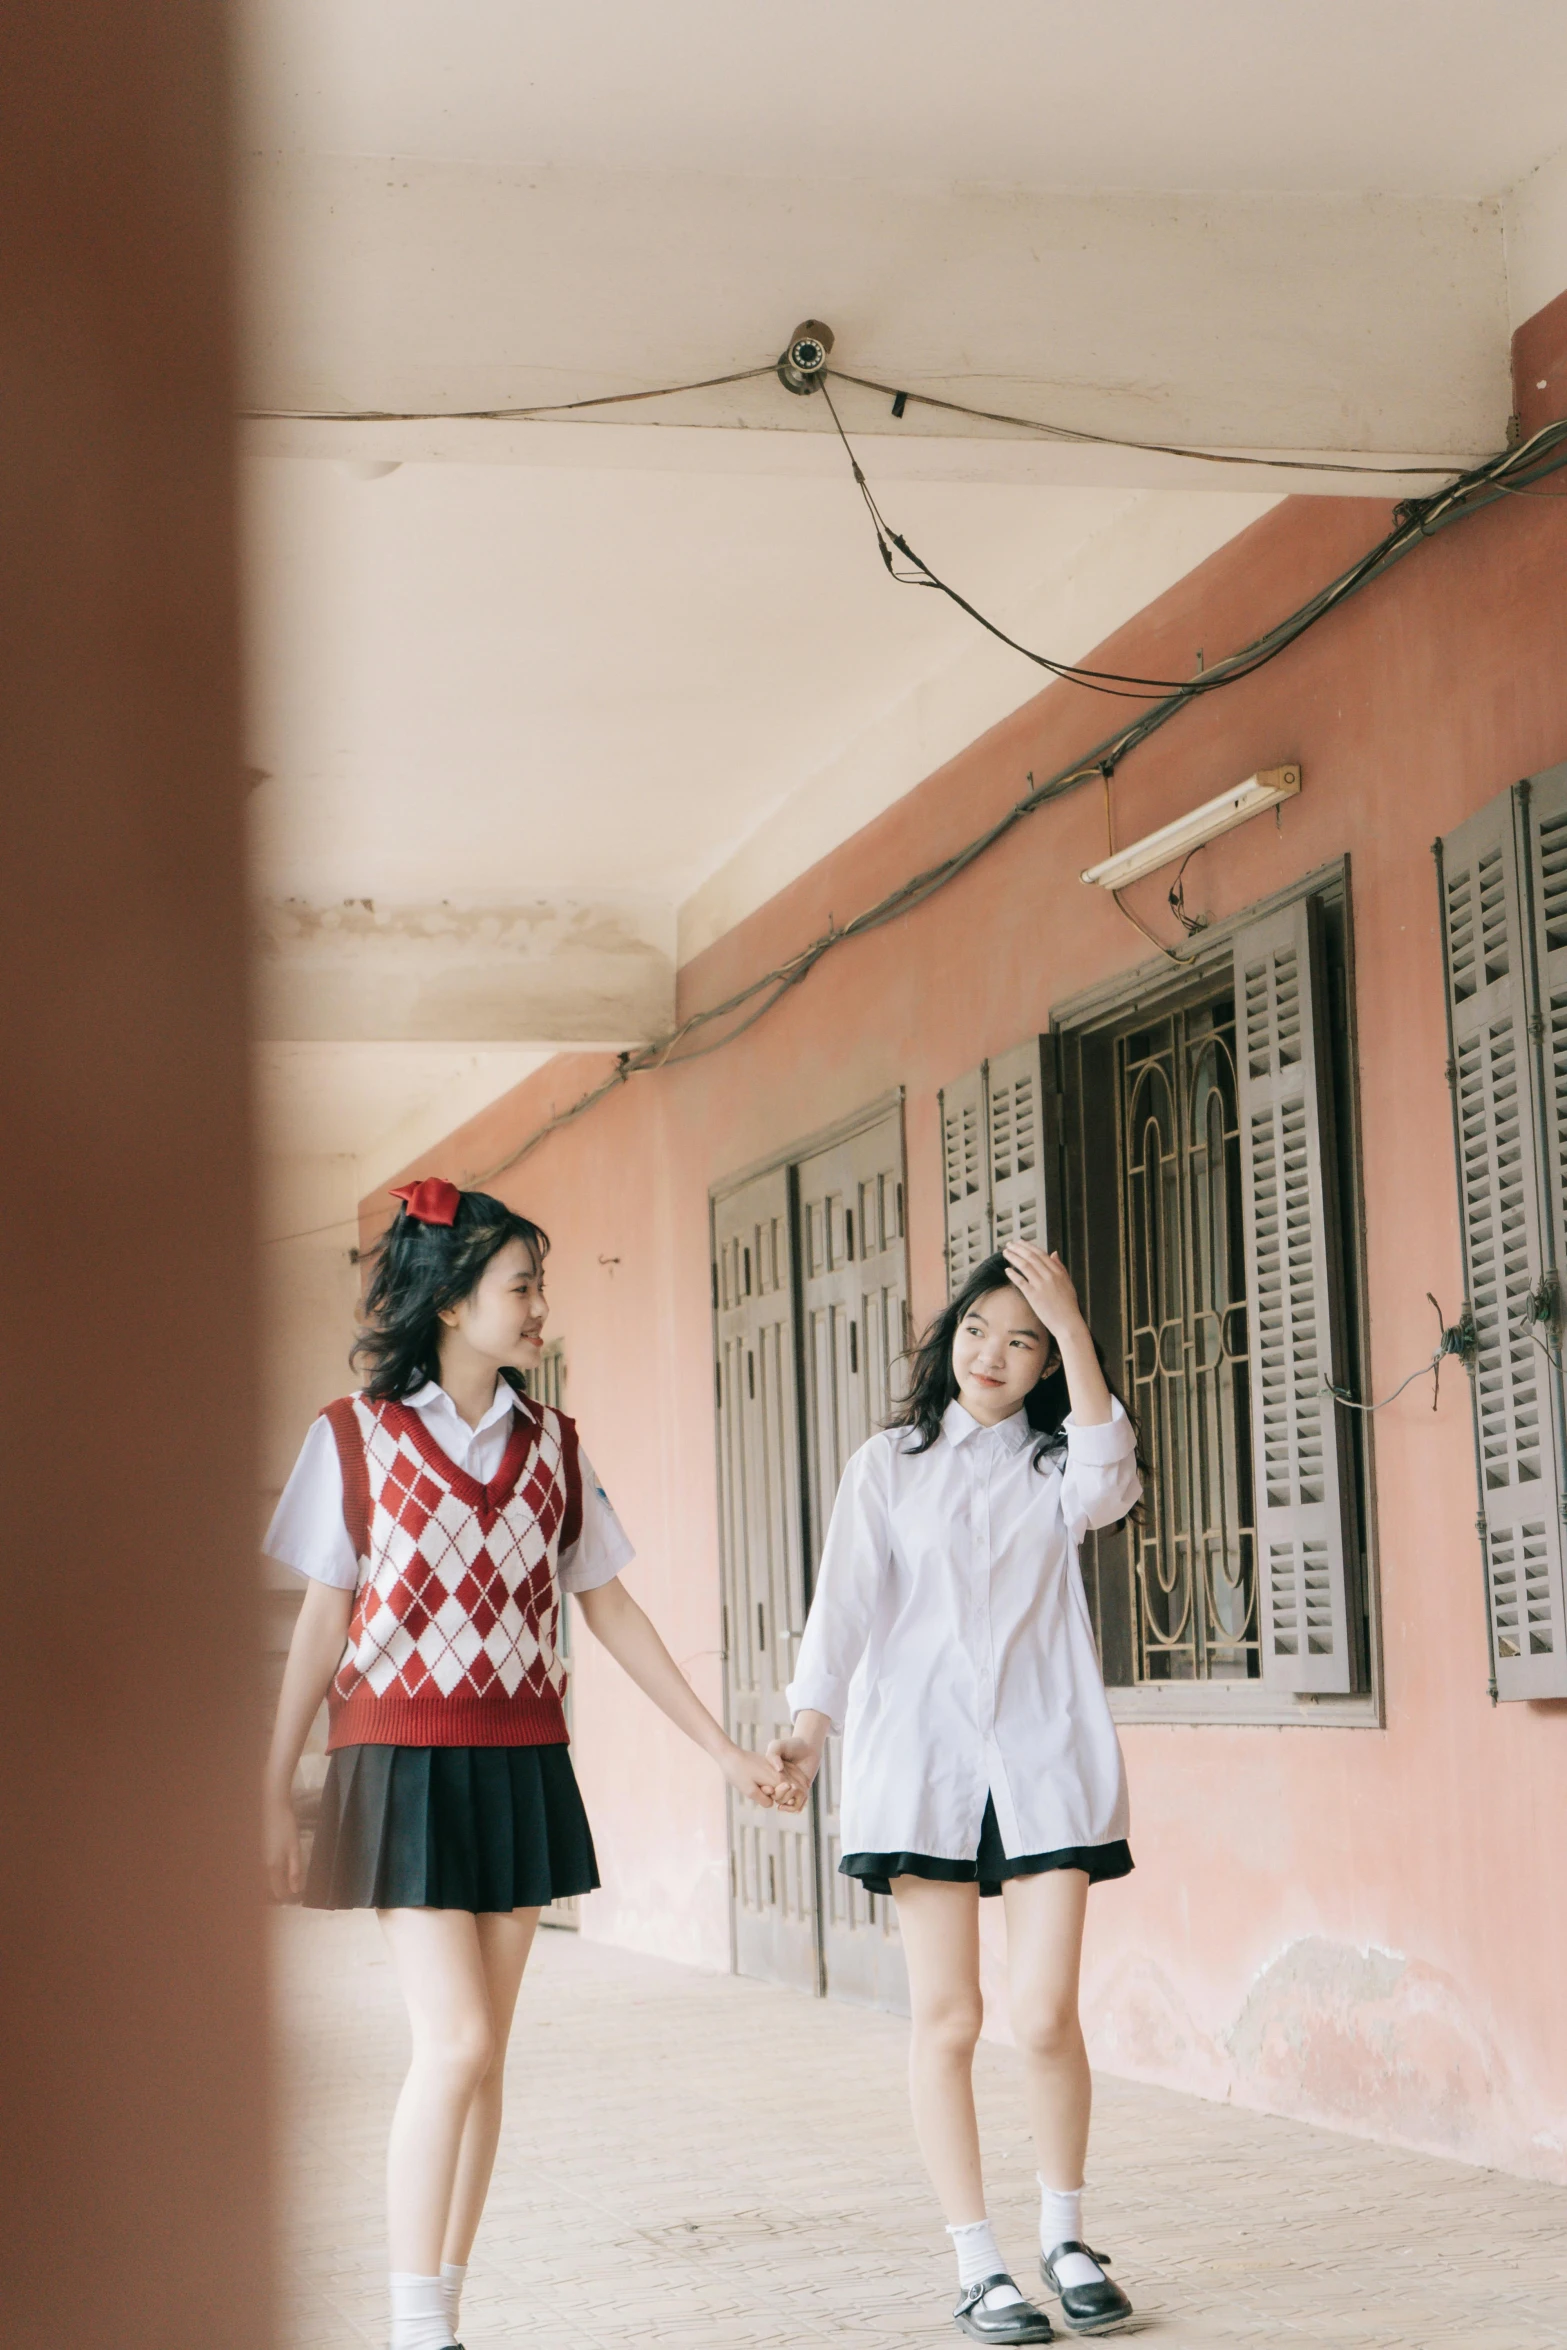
[351,1188,550,1401]
[888,1249,1138,1478]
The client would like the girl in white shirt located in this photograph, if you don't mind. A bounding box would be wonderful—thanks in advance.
[771,1240,1141,2344]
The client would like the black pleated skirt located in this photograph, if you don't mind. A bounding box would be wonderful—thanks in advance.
[842,1793,1133,1899]
[303,1742,600,1913]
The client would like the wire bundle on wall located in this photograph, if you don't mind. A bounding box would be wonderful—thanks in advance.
[465,411,1567,1192]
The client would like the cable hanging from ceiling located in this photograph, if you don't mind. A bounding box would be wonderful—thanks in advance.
[458,410,1567,1194]
[242,338,1470,479]
[256,326,1567,1239]
[252,320,1526,710]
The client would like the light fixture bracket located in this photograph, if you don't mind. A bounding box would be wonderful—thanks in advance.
[1081,766,1302,892]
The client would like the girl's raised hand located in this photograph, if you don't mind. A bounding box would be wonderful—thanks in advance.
[1002,1241,1086,1338]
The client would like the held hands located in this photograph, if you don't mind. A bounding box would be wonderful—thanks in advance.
[765,1716,829,1814]
[1002,1241,1087,1338]
[721,1742,798,1809]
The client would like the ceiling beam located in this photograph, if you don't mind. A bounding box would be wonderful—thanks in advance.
[244,413,1464,501]
[242,156,1512,472]
[253,895,673,1044]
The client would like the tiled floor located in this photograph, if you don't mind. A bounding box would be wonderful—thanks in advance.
[277,1910,1565,2349]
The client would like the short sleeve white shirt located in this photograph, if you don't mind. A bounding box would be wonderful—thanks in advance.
[263,1379,634,1596]
[785,1399,1140,1862]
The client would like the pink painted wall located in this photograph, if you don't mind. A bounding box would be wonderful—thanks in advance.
[378,476,1567,2180]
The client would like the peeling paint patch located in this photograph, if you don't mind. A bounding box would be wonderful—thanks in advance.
[252,894,676,1044]
[1224,1937,1517,2165]
[1083,1934,1567,2184]
[1082,1951,1233,2104]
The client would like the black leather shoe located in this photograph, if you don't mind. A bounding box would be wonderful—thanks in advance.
[954,2271,1056,2343]
[1039,2243,1134,2335]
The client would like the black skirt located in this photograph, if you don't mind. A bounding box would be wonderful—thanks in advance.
[303,1741,600,1913]
[842,1793,1133,1900]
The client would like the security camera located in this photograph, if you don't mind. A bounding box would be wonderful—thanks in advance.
[776,320,835,396]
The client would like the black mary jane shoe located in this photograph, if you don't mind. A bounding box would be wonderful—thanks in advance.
[1039,2243,1134,2335]
[954,2271,1056,2344]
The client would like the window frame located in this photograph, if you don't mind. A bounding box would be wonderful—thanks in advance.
[1435,766,1567,1699]
[1049,856,1384,1729]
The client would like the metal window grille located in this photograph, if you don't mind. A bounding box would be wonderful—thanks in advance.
[1115,994,1259,1681]
[1050,885,1368,1702]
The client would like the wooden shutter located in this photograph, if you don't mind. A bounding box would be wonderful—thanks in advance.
[1444,783,1567,1697]
[987,1037,1049,1250]
[1235,898,1357,1692]
[939,1064,990,1296]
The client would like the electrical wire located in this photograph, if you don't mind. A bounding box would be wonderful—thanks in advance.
[460,415,1567,1190]
[818,378,1198,700]
[1327,1294,1473,1411]
[825,368,1469,479]
[259,411,1567,1236]
[1110,887,1197,968]
[818,377,1567,705]
[1166,847,1209,939]
[243,365,778,424]
[1327,1354,1450,1412]
[245,355,1466,479]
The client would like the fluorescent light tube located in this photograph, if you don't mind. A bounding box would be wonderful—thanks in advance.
[1081,766,1302,891]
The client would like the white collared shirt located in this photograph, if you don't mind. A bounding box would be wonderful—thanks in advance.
[785,1398,1140,1862]
[264,1378,634,1596]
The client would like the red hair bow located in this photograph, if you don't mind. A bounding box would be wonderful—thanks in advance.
[389,1177,463,1227]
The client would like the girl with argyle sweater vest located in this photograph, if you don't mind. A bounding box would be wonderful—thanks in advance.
[263,1181,786,2350]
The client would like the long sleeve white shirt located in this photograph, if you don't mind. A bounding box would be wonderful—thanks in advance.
[785,1398,1140,1862]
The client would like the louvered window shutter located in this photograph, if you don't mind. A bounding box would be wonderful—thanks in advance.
[1235,898,1358,1692]
[987,1038,1049,1250]
[1441,782,1567,1697]
[939,1065,990,1297]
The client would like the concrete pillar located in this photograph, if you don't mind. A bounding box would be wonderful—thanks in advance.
[0,6,272,2346]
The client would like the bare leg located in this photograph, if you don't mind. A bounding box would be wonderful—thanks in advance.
[1000,1869,1092,2189]
[379,1908,496,2275]
[442,1907,542,2266]
[891,1875,986,2222]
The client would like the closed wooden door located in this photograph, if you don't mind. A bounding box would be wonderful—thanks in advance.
[797,1112,911,2012]
[713,1167,818,1992]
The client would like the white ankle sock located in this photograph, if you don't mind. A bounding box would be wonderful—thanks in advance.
[389,2270,455,2350]
[1037,2181,1103,2290]
[948,2218,1024,2310]
[439,2264,467,2335]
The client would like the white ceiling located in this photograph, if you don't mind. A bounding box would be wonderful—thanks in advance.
[255,1042,553,1189]
[244,450,1280,956]
[239,0,1567,1174]
[247,459,1179,906]
[240,0,1567,198]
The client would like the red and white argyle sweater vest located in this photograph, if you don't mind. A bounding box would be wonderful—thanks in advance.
[320,1389,582,1751]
